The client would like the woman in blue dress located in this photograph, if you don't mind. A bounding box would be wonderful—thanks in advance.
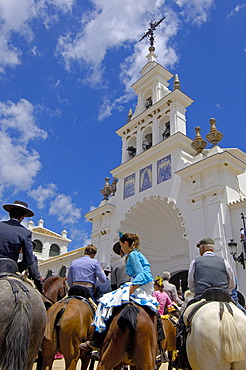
[80,233,165,359]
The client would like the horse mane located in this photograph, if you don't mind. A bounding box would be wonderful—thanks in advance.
[117,304,140,333]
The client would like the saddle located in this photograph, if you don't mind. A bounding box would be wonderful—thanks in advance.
[0,258,18,274]
[0,272,30,302]
[184,288,233,327]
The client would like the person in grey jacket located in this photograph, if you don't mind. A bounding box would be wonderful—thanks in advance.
[0,200,34,273]
[162,271,184,306]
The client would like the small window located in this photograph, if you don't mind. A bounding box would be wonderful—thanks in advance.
[33,239,43,253]
[49,244,60,257]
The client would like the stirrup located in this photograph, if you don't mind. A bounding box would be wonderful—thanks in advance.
[79,341,99,351]
[156,352,168,364]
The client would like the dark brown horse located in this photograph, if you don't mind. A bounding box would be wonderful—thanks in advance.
[96,303,157,370]
[42,296,94,370]
[42,276,67,308]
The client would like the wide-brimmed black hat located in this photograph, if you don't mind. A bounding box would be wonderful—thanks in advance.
[113,242,121,255]
[3,200,34,217]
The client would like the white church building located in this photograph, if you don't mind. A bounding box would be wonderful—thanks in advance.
[85,45,246,297]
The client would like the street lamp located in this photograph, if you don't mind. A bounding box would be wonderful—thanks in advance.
[227,239,245,270]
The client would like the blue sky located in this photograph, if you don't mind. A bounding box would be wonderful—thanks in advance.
[0,0,245,251]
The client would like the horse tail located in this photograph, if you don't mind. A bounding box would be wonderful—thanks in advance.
[220,306,244,363]
[0,295,32,370]
[117,304,140,333]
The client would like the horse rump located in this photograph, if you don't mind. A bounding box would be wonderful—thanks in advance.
[117,303,140,333]
[0,295,32,370]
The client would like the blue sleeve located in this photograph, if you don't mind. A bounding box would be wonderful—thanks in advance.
[67,264,73,287]
[127,251,153,285]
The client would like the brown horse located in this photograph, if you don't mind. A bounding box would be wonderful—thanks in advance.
[36,276,68,370]
[96,303,157,370]
[42,296,94,370]
[161,306,180,370]
[42,276,68,308]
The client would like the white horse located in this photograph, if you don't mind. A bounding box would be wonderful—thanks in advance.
[185,300,246,370]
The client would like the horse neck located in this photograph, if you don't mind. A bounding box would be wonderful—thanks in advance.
[44,278,62,302]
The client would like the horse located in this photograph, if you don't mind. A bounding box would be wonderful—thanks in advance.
[42,276,68,308]
[185,300,246,370]
[96,302,158,370]
[42,295,94,370]
[0,274,46,370]
[35,276,68,370]
[161,306,180,370]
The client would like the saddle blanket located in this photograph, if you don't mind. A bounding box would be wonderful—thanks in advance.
[183,299,206,326]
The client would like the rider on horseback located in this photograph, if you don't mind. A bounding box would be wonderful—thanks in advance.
[176,238,235,369]
[80,233,167,363]
[0,200,34,274]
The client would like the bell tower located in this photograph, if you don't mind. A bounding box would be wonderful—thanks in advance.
[118,45,193,164]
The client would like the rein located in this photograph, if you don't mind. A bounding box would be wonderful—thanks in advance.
[41,292,56,305]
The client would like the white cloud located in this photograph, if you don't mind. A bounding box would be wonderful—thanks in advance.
[0,99,47,143]
[68,227,91,249]
[49,194,82,224]
[47,0,75,13]
[56,0,214,119]
[0,98,47,193]
[28,183,57,209]
[0,0,75,71]
[226,4,246,19]
[175,0,214,24]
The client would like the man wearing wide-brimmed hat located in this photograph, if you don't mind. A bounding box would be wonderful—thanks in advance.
[0,200,34,273]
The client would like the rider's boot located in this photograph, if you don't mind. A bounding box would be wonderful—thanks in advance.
[79,331,105,351]
[174,318,191,369]
[155,313,168,364]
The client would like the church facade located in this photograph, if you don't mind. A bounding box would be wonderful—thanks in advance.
[85,46,246,296]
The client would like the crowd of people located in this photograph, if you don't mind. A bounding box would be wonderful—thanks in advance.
[0,199,245,368]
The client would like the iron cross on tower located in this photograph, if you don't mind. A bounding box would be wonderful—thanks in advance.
[139,16,165,49]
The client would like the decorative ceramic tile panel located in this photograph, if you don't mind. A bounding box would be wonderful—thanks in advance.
[157,155,172,184]
[139,165,152,192]
[123,173,135,199]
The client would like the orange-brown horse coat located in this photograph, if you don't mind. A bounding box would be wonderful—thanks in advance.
[161,316,177,369]
[97,304,158,370]
[42,298,94,370]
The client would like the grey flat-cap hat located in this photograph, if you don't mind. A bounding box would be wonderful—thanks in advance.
[197,238,215,247]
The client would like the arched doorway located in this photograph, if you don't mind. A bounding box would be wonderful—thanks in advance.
[119,196,190,277]
[170,270,188,299]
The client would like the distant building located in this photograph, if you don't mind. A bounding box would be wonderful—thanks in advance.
[37,247,86,279]
[27,218,80,278]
